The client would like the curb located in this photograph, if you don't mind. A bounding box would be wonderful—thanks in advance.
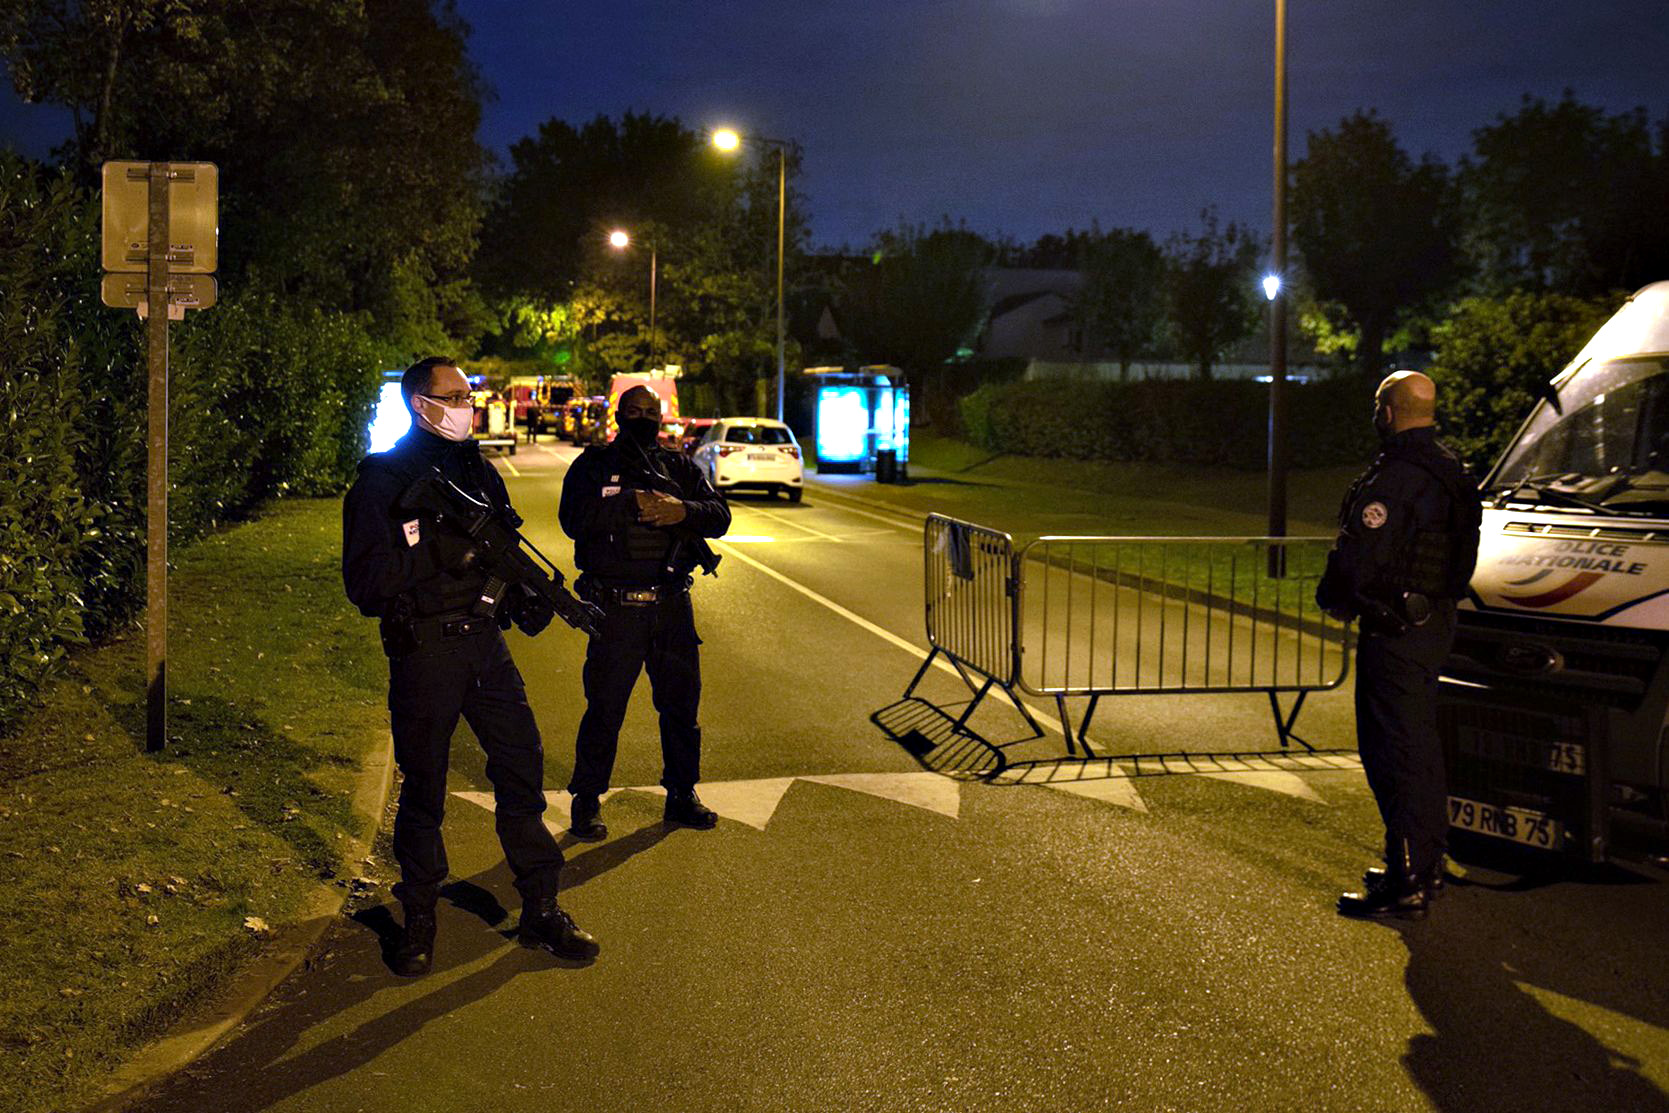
[803,476,932,525]
[88,733,396,1112]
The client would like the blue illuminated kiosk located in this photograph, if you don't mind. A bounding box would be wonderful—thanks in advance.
[808,365,910,481]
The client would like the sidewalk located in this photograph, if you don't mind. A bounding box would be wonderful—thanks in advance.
[805,435,1351,542]
[0,499,394,1113]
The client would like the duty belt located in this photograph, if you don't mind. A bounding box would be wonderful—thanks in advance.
[584,579,690,607]
[412,611,496,640]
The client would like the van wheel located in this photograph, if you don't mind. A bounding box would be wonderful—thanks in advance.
[787,487,803,503]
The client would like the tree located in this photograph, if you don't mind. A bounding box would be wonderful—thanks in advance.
[2,0,490,339]
[1291,110,1460,378]
[1072,227,1165,379]
[836,221,992,393]
[1424,290,1620,469]
[1461,93,1669,297]
[1163,210,1261,380]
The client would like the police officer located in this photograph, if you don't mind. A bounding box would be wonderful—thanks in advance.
[343,356,598,974]
[1319,371,1481,921]
[560,386,731,839]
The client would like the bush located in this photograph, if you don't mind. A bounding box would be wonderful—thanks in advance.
[1424,290,1621,472]
[0,153,396,730]
[958,376,1378,469]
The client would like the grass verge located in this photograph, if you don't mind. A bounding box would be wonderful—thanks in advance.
[0,498,388,1113]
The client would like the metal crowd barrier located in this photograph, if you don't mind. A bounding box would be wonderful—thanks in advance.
[904,515,1044,739]
[907,516,1351,757]
[1018,535,1350,753]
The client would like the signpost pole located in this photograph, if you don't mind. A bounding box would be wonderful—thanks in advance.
[1266,0,1290,579]
[145,163,170,752]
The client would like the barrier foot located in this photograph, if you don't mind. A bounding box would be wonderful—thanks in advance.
[1267,690,1314,752]
[953,676,995,733]
[1000,685,1045,743]
[903,647,941,700]
[1054,695,1099,759]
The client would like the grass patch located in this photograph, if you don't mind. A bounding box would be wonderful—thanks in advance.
[0,498,388,1113]
[903,431,1356,539]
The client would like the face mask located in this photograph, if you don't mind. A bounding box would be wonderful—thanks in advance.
[415,395,474,442]
[1373,407,1392,441]
[620,416,660,447]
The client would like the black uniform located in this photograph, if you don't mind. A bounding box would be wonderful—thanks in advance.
[1317,426,1481,877]
[559,438,730,798]
[342,428,564,910]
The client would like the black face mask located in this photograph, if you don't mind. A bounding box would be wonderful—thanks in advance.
[1373,406,1392,441]
[620,416,660,448]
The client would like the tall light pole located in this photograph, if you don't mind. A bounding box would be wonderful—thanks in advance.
[714,126,790,421]
[1266,0,1290,574]
[609,229,659,370]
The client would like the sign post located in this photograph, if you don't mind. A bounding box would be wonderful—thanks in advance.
[101,161,218,753]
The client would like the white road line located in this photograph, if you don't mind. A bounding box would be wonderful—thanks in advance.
[802,490,921,533]
[744,504,845,542]
[499,455,522,477]
[712,539,1066,737]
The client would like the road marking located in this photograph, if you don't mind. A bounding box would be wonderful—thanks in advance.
[455,772,959,832]
[801,490,921,532]
[499,456,522,477]
[801,772,960,818]
[744,503,844,542]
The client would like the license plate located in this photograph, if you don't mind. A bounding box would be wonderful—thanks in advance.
[747,453,775,461]
[1448,795,1561,850]
[1547,742,1586,776]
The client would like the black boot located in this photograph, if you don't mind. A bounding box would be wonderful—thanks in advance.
[390,905,436,977]
[664,788,718,830]
[1338,838,1428,921]
[1363,854,1446,899]
[569,794,607,842]
[520,895,600,960]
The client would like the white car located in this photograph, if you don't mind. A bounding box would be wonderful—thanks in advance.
[695,418,805,501]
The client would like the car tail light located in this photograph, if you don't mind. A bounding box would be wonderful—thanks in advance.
[779,445,801,459]
[717,444,743,457]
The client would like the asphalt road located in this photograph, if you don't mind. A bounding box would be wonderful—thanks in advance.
[136,441,1669,1113]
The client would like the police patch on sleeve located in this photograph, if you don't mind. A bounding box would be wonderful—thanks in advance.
[1361,501,1389,529]
[402,519,421,546]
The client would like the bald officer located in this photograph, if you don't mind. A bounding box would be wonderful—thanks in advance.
[1318,371,1481,921]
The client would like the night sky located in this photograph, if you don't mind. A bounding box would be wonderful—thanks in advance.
[4,1,1667,249]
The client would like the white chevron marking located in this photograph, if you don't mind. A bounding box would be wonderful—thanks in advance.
[677,778,796,829]
[800,772,961,819]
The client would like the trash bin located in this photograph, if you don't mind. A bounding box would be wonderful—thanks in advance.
[875,447,897,484]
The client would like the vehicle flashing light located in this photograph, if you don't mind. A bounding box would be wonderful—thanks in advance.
[368,380,410,452]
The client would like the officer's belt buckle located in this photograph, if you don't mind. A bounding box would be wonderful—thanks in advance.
[620,589,659,605]
[441,617,490,637]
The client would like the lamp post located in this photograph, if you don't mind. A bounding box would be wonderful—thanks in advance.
[1266,0,1290,576]
[609,229,659,371]
[713,126,790,422]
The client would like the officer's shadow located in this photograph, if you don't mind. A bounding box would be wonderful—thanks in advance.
[1397,882,1669,1113]
[135,821,670,1113]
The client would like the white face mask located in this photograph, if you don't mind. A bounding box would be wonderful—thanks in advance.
[414,395,474,442]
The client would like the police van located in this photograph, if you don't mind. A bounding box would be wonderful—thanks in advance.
[1440,282,1669,862]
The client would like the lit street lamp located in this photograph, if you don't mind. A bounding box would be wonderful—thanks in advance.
[1267,0,1290,575]
[713,125,791,422]
[609,229,659,371]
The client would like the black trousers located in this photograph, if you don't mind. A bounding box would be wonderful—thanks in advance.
[387,628,563,909]
[568,590,703,798]
[1354,603,1456,875]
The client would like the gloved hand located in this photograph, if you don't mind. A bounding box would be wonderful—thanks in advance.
[430,532,479,573]
[509,587,556,637]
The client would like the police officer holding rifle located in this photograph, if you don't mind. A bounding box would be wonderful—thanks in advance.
[560,386,731,840]
[343,356,604,975]
[1318,371,1481,921]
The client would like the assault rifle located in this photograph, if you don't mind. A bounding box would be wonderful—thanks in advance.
[399,468,604,638]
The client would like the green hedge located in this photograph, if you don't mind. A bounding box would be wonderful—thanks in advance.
[0,153,396,729]
[959,376,1379,468]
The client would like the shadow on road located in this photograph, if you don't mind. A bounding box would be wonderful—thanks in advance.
[134,822,673,1113]
[1397,882,1669,1113]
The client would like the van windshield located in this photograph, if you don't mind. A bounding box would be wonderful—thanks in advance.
[1493,357,1669,511]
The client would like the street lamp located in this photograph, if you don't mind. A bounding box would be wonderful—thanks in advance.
[712,125,791,422]
[1267,0,1290,576]
[609,228,659,371]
